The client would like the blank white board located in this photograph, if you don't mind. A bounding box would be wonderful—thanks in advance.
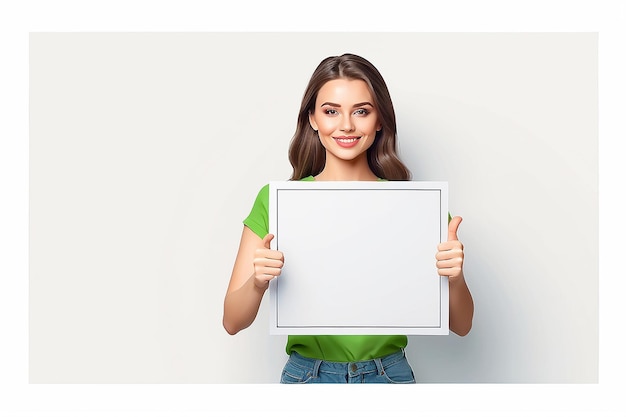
[268,181,449,335]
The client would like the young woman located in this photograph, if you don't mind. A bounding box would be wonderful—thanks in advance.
[223,53,474,383]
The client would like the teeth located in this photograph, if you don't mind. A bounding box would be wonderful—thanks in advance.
[337,138,359,143]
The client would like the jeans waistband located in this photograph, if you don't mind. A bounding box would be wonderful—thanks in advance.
[288,349,406,377]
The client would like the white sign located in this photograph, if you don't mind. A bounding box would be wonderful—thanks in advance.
[268,181,449,335]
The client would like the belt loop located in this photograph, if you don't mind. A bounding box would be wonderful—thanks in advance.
[373,357,384,375]
[312,359,322,378]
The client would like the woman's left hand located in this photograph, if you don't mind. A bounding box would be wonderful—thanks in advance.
[436,216,464,283]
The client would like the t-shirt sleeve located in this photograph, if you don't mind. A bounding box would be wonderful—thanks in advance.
[243,184,269,239]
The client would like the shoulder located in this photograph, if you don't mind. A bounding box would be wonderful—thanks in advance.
[249,184,270,214]
[252,177,313,204]
[251,183,269,203]
[243,184,270,239]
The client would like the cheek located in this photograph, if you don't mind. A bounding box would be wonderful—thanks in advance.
[315,119,336,135]
[358,119,380,135]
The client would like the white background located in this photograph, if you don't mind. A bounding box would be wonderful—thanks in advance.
[2,1,625,416]
[29,31,597,384]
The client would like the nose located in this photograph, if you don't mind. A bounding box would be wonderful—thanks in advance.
[340,114,354,132]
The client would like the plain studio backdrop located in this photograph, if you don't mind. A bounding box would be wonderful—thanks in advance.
[29,32,597,383]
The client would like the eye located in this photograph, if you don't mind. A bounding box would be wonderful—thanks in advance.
[324,108,338,115]
[354,108,370,116]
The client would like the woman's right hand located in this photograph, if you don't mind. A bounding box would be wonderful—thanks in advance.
[253,234,284,289]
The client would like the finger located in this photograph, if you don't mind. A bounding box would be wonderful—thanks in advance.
[255,248,285,263]
[254,258,284,269]
[437,240,464,253]
[261,233,274,249]
[438,266,462,278]
[435,247,464,261]
[448,216,463,241]
[256,266,282,278]
[436,258,462,269]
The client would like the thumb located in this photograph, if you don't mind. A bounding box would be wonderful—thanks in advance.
[261,233,274,249]
[448,216,462,241]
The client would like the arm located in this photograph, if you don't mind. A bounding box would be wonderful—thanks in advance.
[223,226,284,335]
[448,270,474,336]
[436,216,474,336]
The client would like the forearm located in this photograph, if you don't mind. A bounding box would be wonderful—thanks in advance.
[448,272,474,336]
[223,274,267,335]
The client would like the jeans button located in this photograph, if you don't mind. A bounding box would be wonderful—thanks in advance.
[350,364,357,372]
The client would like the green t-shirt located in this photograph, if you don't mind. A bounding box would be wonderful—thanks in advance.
[243,175,408,361]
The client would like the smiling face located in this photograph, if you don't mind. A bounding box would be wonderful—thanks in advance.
[308,78,382,169]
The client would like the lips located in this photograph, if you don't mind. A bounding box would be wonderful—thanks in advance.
[333,136,361,148]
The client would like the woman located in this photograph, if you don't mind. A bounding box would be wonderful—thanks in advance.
[223,53,474,383]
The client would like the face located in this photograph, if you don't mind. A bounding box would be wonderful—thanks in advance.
[309,78,381,164]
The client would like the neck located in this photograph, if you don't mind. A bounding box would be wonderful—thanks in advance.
[314,153,378,181]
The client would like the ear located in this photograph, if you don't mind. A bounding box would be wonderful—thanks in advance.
[308,112,318,131]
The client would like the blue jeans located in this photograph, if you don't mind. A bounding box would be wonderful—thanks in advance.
[280,349,416,384]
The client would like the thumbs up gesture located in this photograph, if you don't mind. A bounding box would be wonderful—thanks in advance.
[435,216,464,283]
[253,234,285,289]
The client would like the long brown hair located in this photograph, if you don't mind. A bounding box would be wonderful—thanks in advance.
[288,53,411,181]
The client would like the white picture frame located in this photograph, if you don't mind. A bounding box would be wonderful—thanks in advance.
[268,181,449,335]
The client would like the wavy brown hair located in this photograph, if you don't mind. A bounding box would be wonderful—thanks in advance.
[288,53,411,181]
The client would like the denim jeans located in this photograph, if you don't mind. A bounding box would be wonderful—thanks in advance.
[280,349,416,384]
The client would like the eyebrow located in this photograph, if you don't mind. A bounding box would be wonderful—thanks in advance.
[320,101,374,108]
